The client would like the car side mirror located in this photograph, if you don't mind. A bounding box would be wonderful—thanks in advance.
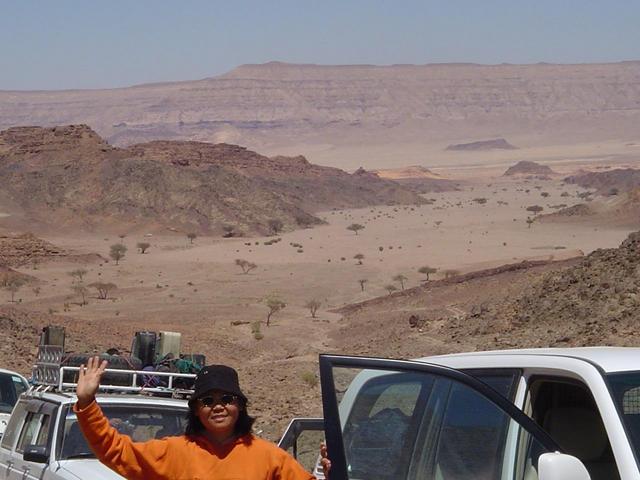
[538,452,590,480]
[23,444,48,464]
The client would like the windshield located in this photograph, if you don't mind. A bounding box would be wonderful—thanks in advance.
[60,404,188,460]
[607,372,640,460]
[0,373,28,414]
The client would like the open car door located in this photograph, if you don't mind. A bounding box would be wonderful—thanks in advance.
[320,354,590,480]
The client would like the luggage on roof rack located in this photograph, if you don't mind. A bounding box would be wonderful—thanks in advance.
[32,345,196,398]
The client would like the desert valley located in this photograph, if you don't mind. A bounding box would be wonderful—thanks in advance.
[1,61,640,440]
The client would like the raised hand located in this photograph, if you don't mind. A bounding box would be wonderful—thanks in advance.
[76,356,108,408]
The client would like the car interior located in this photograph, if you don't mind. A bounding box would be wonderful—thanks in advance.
[528,377,620,480]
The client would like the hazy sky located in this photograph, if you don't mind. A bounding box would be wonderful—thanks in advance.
[2,0,639,90]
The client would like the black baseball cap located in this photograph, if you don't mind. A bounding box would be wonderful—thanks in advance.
[191,364,247,402]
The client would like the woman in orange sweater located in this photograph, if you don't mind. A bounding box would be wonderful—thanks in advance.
[74,356,330,480]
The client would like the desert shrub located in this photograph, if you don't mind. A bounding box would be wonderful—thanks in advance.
[69,268,88,283]
[235,259,257,274]
[137,242,151,254]
[109,244,127,265]
[384,284,398,295]
[305,299,321,318]
[393,274,407,290]
[526,205,544,215]
[264,294,286,326]
[418,266,438,281]
[301,371,318,388]
[187,232,197,244]
[88,282,117,300]
[346,223,365,235]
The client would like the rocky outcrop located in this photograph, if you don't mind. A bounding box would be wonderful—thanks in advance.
[0,233,66,267]
[503,160,555,176]
[446,138,517,151]
[564,168,640,195]
[462,231,640,347]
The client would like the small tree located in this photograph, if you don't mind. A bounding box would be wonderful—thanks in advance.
[264,295,286,326]
[69,268,88,283]
[418,266,438,281]
[347,223,365,235]
[384,284,398,295]
[354,253,365,265]
[71,284,89,305]
[526,205,544,216]
[4,278,26,303]
[187,232,197,244]
[526,217,535,229]
[267,219,284,235]
[305,299,321,318]
[358,279,368,292]
[109,244,127,265]
[89,282,117,300]
[393,274,407,290]
[137,242,151,254]
[235,258,257,274]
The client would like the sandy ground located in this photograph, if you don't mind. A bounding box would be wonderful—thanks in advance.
[1,157,637,439]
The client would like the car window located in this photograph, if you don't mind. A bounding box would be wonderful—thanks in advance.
[0,373,25,414]
[341,373,432,479]
[465,370,520,401]
[61,405,188,459]
[16,412,50,453]
[1,400,28,449]
[427,380,518,478]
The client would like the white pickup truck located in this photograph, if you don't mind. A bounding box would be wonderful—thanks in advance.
[281,347,640,480]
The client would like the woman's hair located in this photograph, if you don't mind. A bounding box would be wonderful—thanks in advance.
[185,396,256,437]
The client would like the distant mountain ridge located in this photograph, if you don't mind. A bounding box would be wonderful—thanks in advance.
[0,125,424,234]
[1,61,639,167]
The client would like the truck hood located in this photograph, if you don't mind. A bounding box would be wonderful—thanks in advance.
[58,460,125,479]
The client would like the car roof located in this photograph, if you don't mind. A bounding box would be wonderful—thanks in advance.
[0,369,28,381]
[418,347,640,373]
[22,391,190,408]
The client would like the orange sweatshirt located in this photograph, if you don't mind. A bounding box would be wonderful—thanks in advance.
[74,400,316,480]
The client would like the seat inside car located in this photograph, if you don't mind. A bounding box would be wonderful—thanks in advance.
[542,406,618,480]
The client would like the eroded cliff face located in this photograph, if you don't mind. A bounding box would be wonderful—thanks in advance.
[1,62,639,154]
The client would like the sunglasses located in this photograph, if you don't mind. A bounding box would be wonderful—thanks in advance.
[198,393,238,407]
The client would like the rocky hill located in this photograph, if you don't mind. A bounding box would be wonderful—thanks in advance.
[564,168,640,195]
[465,231,640,347]
[0,125,424,235]
[540,188,640,227]
[446,138,517,151]
[330,231,640,358]
[503,160,555,176]
[1,62,639,166]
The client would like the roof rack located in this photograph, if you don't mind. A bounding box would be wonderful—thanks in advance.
[32,345,196,398]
